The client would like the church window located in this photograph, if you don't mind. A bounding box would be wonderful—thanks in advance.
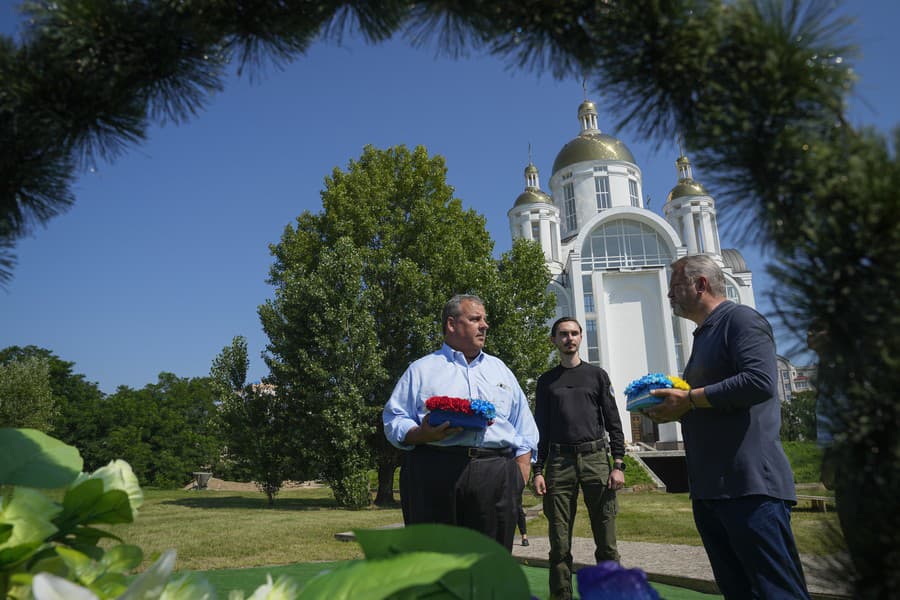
[628,179,640,207]
[595,175,611,210]
[726,282,740,304]
[531,221,541,242]
[583,274,595,313]
[564,183,577,230]
[586,319,599,363]
[581,219,671,270]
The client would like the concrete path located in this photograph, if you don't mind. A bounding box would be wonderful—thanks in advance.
[512,536,851,599]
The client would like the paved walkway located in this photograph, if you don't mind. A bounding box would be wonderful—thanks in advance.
[511,536,851,599]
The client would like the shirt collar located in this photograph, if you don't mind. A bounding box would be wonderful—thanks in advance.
[440,342,484,366]
[692,300,735,337]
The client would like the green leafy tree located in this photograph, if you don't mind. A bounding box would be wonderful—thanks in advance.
[210,335,249,394]
[484,238,557,404]
[211,336,297,506]
[0,345,107,469]
[780,390,817,442]
[101,373,221,488]
[260,145,552,507]
[0,354,55,430]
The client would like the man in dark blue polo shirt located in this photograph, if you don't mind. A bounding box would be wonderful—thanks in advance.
[649,255,809,600]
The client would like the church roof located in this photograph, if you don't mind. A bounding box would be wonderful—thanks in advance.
[514,188,552,206]
[552,133,636,173]
[666,179,709,201]
[722,248,749,272]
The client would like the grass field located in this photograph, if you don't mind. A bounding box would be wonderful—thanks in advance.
[109,483,843,575]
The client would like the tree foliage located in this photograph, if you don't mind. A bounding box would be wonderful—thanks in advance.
[0,345,107,468]
[780,391,816,442]
[99,373,221,488]
[0,354,55,430]
[211,335,296,506]
[260,145,554,507]
[3,0,898,594]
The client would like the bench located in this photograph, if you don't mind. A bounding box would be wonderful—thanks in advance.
[796,494,833,512]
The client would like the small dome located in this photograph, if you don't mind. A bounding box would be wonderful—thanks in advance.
[666,179,709,202]
[524,164,539,175]
[578,100,598,118]
[552,133,636,174]
[514,189,552,207]
[722,248,749,272]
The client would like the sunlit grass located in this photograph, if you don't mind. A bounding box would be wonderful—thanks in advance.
[105,476,843,574]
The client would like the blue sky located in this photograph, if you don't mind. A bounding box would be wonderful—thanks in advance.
[2,1,898,393]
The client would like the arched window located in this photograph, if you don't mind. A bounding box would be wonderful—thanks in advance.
[581,219,671,271]
[726,281,740,304]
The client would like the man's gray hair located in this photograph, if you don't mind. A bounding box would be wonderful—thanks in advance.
[442,294,484,334]
[673,255,727,297]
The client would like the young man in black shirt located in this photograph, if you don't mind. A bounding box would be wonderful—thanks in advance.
[533,317,626,600]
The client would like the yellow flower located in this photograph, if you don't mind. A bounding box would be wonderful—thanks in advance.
[667,375,691,391]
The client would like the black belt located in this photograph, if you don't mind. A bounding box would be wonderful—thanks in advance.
[421,445,513,459]
[550,440,606,455]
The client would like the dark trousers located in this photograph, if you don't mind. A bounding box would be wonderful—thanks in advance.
[400,445,525,551]
[517,504,527,536]
[692,495,810,600]
[543,449,618,600]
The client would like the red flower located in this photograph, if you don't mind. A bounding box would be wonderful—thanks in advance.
[425,396,474,414]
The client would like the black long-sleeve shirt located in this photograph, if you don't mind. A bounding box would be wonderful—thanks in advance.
[534,361,625,475]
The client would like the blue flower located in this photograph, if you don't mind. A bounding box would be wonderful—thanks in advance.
[469,398,496,420]
[577,561,660,600]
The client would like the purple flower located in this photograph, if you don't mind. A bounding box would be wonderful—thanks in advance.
[576,561,660,600]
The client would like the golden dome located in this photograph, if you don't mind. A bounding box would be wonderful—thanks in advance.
[552,133,636,174]
[514,189,552,207]
[666,179,709,202]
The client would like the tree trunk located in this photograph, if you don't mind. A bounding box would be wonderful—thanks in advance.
[374,449,398,506]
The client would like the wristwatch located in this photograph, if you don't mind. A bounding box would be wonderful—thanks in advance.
[613,460,626,472]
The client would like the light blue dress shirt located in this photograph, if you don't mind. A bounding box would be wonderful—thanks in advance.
[383,343,539,459]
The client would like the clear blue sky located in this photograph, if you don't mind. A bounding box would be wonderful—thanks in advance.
[2,1,898,393]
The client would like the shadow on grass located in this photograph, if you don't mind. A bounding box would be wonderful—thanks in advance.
[162,496,339,510]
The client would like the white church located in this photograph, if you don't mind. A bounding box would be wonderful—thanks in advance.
[507,99,757,449]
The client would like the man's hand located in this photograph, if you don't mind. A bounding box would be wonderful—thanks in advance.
[646,388,692,423]
[533,473,547,496]
[608,466,625,490]
[403,413,463,445]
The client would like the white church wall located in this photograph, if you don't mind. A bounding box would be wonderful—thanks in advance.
[596,270,672,443]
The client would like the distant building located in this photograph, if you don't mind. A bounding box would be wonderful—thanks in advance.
[508,98,757,448]
[775,356,817,403]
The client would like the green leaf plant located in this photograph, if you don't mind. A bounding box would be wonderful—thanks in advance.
[1,428,538,599]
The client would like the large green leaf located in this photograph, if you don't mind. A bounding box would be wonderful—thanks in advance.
[297,552,482,599]
[0,488,60,548]
[61,478,105,523]
[0,522,12,544]
[0,428,82,488]
[100,544,143,573]
[354,524,530,599]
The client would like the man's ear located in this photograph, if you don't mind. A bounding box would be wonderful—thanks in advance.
[695,276,708,293]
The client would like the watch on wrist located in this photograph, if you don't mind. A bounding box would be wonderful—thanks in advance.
[613,460,626,472]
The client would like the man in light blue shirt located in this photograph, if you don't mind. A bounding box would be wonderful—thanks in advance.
[383,294,539,550]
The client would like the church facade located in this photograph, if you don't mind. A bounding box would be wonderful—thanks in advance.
[507,99,757,448]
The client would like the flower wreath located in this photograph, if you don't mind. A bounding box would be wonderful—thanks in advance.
[624,373,690,411]
[425,396,496,428]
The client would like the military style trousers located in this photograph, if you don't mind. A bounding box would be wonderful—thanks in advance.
[543,447,619,600]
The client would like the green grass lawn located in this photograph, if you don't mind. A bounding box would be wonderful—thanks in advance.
[109,482,843,575]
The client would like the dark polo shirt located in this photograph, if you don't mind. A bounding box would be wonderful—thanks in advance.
[681,301,797,502]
